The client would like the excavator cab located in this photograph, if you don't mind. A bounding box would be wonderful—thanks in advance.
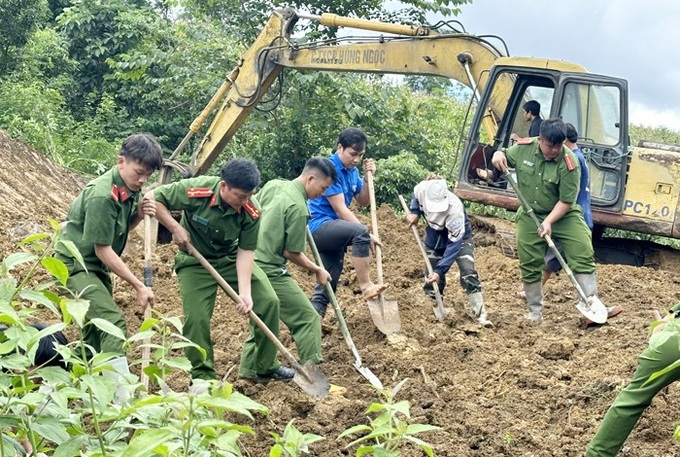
[456,63,629,226]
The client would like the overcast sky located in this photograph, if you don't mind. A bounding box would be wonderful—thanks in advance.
[450,0,680,130]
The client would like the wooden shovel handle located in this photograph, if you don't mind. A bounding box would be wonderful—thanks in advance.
[365,170,384,283]
[141,215,153,390]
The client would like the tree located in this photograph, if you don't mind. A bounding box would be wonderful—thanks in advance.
[0,0,49,72]
[404,75,454,95]
[56,0,165,118]
[180,0,471,43]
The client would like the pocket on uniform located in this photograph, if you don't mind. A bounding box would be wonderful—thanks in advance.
[518,160,536,177]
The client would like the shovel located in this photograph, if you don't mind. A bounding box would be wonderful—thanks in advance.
[306,227,384,390]
[365,171,401,335]
[501,169,608,323]
[141,215,155,390]
[397,195,452,321]
[185,243,330,399]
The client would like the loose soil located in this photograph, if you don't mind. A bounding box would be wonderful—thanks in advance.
[2,130,679,456]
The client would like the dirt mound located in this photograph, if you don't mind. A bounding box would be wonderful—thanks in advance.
[0,130,86,245]
[2,131,679,456]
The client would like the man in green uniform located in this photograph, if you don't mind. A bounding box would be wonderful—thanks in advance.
[150,158,293,382]
[491,118,605,322]
[240,157,337,375]
[56,133,163,357]
[585,305,680,456]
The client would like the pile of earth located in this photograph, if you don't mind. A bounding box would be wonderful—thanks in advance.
[2,130,679,456]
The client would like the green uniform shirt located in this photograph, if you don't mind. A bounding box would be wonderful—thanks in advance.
[56,167,138,274]
[153,176,260,259]
[254,179,308,275]
[506,138,581,214]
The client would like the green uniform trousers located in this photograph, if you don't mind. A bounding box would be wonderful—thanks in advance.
[516,208,594,284]
[66,271,127,355]
[240,269,322,376]
[585,326,680,456]
[175,253,281,381]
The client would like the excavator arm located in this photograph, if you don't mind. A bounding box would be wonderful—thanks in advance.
[163,7,509,180]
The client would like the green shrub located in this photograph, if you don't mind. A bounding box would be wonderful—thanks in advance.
[0,222,270,456]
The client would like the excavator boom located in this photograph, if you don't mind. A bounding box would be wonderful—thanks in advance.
[179,7,512,177]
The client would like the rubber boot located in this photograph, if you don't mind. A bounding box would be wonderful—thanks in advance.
[575,272,614,322]
[574,273,597,297]
[468,292,493,327]
[103,356,131,405]
[524,281,543,321]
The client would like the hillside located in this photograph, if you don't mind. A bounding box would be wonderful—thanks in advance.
[1,131,679,456]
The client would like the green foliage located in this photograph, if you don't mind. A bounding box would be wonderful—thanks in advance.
[0,79,119,175]
[601,228,680,250]
[56,0,168,119]
[269,419,324,457]
[404,76,454,95]
[13,27,77,87]
[107,18,244,148]
[374,153,430,208]
[0,0,49,72]
[0,0,474,182]
[136,312,207,382]
[180,0,471,43]
[464,202,516,221]
[338,378,440,456]
[0,222,271,456]
[241,73,466,200]
[629,124,680,147]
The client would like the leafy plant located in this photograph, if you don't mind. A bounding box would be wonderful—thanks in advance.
[338,378,440,456]
[502,431,515,449]
[269,419,324,457]
[134,312,203,386]
[0,222,269,456]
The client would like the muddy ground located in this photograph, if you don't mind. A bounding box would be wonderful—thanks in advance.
[2,130,680,456]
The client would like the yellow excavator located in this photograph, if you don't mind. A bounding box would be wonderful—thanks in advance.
[160,7,680,267]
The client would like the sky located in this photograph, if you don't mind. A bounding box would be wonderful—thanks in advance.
[449,0,680,130]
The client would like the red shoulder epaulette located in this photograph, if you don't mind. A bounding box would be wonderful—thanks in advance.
[516,137,533,145]
[118,186,130,202]
[111,184,119,203]
[242,201,261,220]
[187,187,214,199]
[564,154,576,171]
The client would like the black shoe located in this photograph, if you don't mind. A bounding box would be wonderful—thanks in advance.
[312,301,327,318]
[254,366,295,383]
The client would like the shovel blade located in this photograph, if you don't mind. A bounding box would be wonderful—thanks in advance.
[576,295,608,324]
[433,305,453,321]
[292,361,330,399]
[353,361,383,390]
[367,296,401,335]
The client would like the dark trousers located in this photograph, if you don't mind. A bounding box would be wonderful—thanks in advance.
[310,219,370,317]
[423,240,481,297]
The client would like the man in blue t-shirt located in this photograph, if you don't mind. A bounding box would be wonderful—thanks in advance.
[308,127,389,317]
